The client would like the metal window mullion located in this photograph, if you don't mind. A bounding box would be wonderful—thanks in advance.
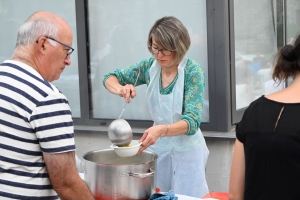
[74,0,91,123]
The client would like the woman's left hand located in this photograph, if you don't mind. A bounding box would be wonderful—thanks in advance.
[137,125,167,154]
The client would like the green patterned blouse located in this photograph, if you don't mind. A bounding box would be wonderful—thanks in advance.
[102,57,205,135]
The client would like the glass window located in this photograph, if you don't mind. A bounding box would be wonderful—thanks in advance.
[285,0,300,86]
[234,0,284,111]
[286,0,300,42]
[0,0,81,117]
[88,0,209,122]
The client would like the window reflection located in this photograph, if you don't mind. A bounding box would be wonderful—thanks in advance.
[234,0,284,110]
[88,0,209,122]
[0,0,81,117]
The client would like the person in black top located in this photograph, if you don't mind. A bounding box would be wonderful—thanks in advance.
[229,34,300,200]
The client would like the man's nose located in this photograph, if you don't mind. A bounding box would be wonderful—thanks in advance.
[65,56,71,66]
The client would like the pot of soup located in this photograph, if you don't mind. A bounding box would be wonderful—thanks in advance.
[83,149,157,200]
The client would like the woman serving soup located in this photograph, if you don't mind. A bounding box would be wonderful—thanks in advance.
[103,16,209,198]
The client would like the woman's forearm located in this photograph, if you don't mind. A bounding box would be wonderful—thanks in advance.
[166,120,189,136]
[104,76,122,95]
[229,139,245,200]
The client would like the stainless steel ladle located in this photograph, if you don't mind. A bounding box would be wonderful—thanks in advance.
[108,69,140,146]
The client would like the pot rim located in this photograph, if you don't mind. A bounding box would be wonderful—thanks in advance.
[83,149,157,166]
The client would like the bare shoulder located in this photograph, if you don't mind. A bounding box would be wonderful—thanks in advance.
[265,90,284,101]
[265,88,300,103]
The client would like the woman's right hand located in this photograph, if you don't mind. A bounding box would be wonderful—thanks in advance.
[105,76,137,103]
[117,84,137,103]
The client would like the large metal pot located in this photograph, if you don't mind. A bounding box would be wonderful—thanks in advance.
[83,149,157,200]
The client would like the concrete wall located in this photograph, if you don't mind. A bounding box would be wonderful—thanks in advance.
[74,132,235,193]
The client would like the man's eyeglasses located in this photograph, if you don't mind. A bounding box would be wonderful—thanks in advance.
[149,46,173,56]
[45,36,74,58]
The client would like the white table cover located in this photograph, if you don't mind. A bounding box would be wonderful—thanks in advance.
[176,194,218,200]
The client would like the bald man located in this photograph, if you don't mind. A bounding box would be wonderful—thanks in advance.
[0,11,94,199]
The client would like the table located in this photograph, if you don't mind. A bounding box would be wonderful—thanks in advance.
[176,194,200,200]
[176,194,218,200]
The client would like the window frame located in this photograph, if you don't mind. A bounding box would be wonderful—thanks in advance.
[73,0,235,132]
[0,1,290,133]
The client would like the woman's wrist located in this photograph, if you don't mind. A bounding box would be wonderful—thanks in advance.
[160,124,169,138]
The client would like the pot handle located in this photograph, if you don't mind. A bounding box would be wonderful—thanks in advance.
[128,170,154,178]
[120,167,155,178]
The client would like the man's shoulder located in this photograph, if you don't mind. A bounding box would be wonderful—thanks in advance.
[47,83,66,97]
[39,84,70,106]
[1,60,69,104]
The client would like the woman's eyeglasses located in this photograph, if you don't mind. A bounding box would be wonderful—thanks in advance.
[149,46,173,56]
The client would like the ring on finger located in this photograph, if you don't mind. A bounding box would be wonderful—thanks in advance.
[126,88,130,90]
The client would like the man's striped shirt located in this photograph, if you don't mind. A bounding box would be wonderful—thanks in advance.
[0,60,76,199]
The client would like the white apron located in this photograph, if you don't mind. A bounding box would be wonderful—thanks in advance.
[145,57,209,198]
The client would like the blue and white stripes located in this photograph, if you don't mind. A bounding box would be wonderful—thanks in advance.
[0,60,75,199]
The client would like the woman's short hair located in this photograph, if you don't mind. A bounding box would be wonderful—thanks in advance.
[147,16,190,64]
[272,34,300,83]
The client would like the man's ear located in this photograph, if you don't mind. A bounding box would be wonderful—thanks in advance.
[36,37,47,51]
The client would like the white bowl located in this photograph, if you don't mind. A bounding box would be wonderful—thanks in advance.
[110,140,142,157]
